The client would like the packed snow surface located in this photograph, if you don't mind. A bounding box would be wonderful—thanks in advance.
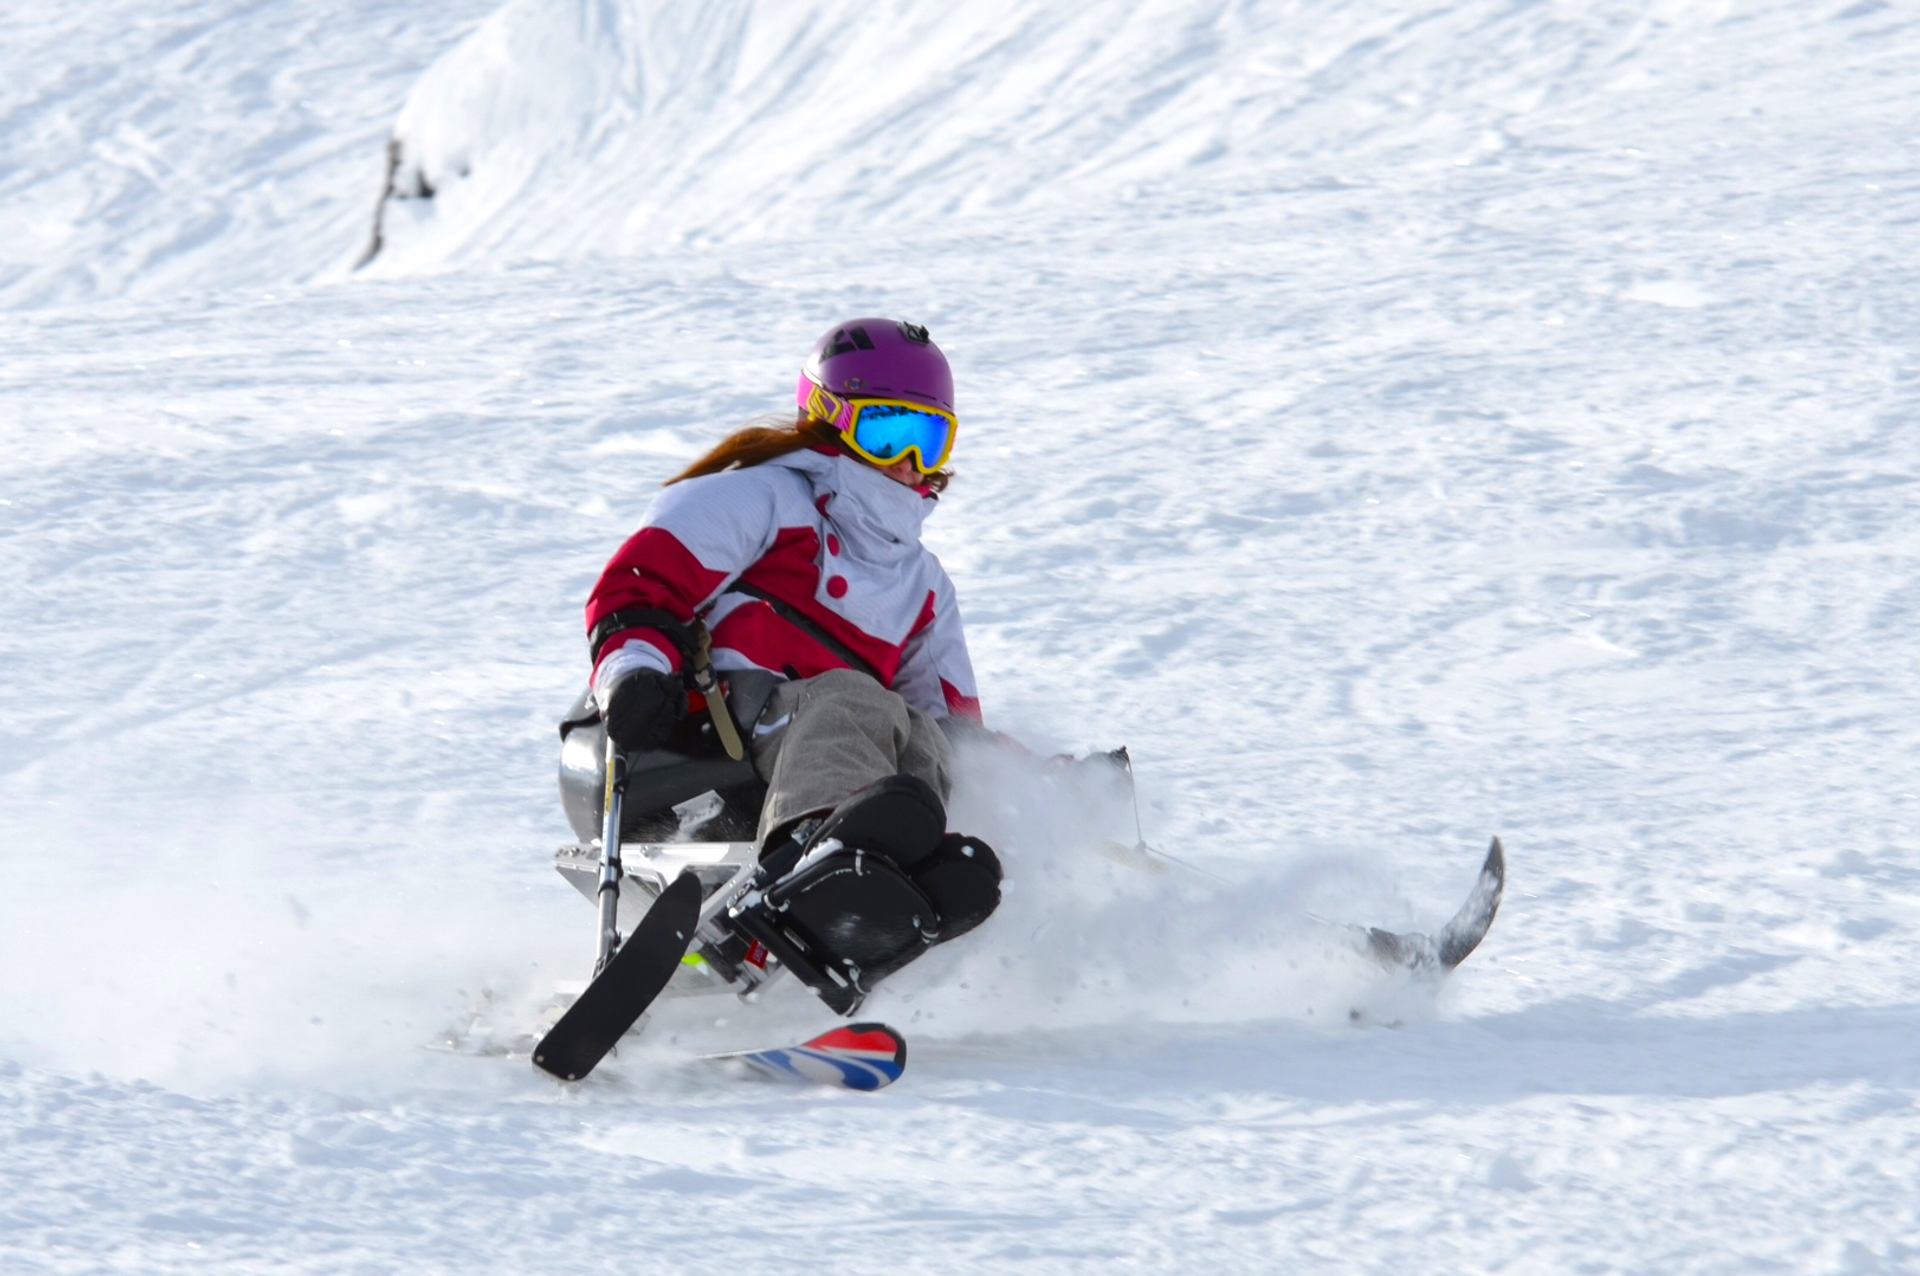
[3,0,1918,1271]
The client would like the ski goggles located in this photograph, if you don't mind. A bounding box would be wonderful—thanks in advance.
[800,381,957,474]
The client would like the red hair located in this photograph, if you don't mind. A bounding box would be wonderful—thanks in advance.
[667,413,953,494]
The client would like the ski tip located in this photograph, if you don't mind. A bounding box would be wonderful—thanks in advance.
[530,1048,582,1082]
[806,1022,908,1069]
[722,1022,908,1091]
[1436,836,1506,971]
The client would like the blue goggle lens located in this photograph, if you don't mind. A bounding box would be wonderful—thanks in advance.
[850,404,954,466]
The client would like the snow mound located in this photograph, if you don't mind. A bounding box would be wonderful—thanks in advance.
[361,0,1903,277]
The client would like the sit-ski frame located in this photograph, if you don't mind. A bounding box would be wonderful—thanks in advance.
[554,733,894,1016]
[553,741,1185,1016]
[554,837,788,1002]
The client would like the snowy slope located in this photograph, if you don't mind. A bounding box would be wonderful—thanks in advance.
[0,0,508,309]
[4,0,1920,1272]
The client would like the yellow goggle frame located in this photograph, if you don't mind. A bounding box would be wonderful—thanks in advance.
[803,383,958,474]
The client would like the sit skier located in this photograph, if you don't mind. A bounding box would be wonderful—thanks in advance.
[582,317,1003,994]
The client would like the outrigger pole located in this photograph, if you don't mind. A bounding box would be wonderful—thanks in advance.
[594,733,627,974]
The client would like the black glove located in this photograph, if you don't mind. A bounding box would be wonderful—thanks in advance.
[601,667,686,752]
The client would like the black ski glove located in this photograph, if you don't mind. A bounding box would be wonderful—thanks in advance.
[601,667,686,752]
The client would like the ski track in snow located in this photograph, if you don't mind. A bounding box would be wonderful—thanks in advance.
[3,0,1919,1271]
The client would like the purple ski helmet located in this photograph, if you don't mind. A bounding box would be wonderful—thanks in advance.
[796,318,955,417]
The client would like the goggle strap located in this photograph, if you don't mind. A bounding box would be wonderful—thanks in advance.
[804,382,856,431]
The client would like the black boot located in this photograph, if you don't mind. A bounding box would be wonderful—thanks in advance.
[909,833,1003,941]
[774,774,948,876]
[757,813,826,881]
[733,777,995,1011]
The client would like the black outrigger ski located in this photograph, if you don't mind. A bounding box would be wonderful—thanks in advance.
[1361,836,1506,975]
[533,871,701,1080]
[534,733,708,1082]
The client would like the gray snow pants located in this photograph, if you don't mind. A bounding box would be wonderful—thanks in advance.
[750,668,954,847]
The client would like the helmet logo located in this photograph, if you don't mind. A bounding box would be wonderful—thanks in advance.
[824,326,876,358]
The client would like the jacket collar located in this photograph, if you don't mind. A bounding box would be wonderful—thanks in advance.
[767,448,935,561]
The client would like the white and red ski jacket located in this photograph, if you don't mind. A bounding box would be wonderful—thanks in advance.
[586,447,982,722]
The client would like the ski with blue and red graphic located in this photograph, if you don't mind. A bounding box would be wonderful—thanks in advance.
[703,1022,908,1092]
